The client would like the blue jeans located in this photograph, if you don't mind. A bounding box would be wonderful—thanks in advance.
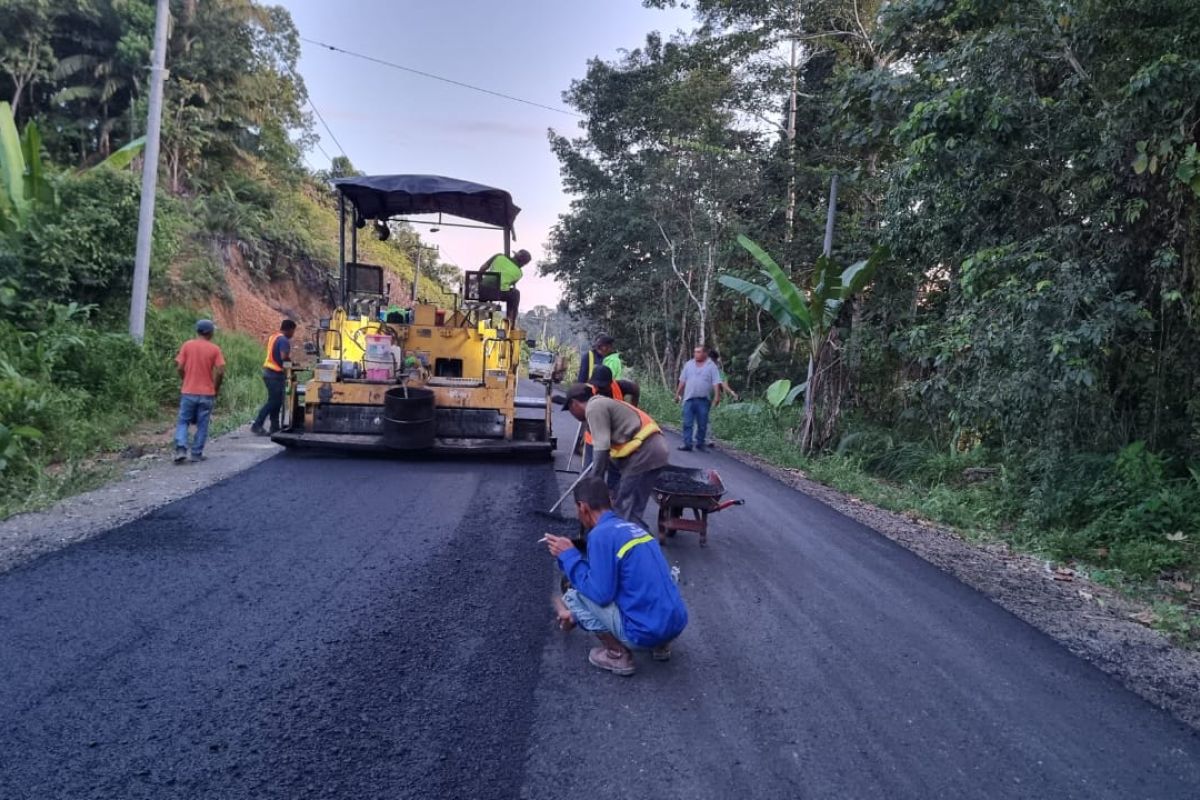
[175,394,215,455]
[563,588,632,647]
[254,369,287,430]
[682,397,710,447]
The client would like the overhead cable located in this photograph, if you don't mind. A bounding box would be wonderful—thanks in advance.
[299,36,582,118]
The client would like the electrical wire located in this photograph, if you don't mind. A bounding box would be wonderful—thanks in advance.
[300,36,582,118]
[306,97,350,160]
[310,133,334,165]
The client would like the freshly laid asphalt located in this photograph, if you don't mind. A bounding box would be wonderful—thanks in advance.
[2,408,1199,799]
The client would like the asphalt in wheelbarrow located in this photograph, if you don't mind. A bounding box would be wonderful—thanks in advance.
[654,469,722,497]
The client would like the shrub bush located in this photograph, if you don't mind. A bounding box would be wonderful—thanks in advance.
[0,304,265,517]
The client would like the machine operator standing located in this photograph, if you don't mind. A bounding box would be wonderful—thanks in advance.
[251,319,296,436]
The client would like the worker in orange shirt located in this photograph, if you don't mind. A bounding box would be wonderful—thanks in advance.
[173,319,226,463]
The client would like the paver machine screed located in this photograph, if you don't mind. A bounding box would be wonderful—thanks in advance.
[271,175,554,457]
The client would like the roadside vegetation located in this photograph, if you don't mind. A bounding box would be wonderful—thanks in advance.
[0,1,454,519]
[549,1,1200,642]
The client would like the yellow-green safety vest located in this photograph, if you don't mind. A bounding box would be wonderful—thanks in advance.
[487,254,523,291]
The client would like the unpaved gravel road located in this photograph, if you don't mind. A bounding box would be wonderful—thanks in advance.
[2,411,1199,799]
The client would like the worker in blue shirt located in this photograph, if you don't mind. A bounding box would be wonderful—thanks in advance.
[543,477,688,676]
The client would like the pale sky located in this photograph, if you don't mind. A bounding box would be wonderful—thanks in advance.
[278,0,694,308]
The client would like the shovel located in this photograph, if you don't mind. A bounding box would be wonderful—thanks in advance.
[546,462,594,515]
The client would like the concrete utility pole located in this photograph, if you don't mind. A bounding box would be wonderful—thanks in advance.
[822,174,839,258]
[128,0,170,344]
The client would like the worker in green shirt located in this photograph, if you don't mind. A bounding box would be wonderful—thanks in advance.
[578,334,623,383]
[484,248,531,325]
[602,347,623,381]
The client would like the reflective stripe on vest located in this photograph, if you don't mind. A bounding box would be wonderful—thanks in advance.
[617,534,655,559]
[609,404,661,459]
[583,382,626,446]
[263,333,284,371]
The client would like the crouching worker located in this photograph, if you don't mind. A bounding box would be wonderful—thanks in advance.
[543,477,688,676]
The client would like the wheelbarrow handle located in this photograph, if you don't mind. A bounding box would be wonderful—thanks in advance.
[715,498,744,512]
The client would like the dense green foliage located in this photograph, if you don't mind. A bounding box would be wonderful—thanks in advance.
[0,302,265,516]
[0,1,457,516]
[547,0,1200,587]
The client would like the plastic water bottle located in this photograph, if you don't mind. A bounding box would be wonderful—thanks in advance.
[670,565,681,584]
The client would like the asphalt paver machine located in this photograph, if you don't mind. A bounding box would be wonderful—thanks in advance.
[271,174,554,457]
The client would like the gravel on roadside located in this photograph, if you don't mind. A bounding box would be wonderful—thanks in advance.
[0,426,282,575]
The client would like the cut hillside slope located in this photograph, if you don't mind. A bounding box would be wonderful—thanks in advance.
[162,180,459,343]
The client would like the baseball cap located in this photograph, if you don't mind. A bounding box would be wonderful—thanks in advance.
[588,364,614,388]
[195,319,215,334]
[564,383,594,406]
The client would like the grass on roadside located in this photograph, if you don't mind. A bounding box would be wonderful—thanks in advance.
[0,306,265,520]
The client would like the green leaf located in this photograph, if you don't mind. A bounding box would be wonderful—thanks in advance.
[810,254,840,326]
[95,136,146,172]
[718,275,803,332]
[839,246,887,299]
[736,234,811,330]
[1133,153,1148,175]
[785,382,807,404]
[10,426,42,440]
[0,101,27,222]
[766,378,791,409]
[20,121,54,206]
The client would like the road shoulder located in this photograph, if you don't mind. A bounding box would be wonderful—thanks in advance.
[0,425,281,575]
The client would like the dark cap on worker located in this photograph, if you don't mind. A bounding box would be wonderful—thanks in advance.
[588,364,614,388]
[195,319,215,335]
[564,383,593,407]
[594,334,614,348]
[280,318,297,332]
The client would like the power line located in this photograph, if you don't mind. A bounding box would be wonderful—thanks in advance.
[300,36,582,118]
[306,96,349,160]
[289,62,350,162]
[310,133,334,165]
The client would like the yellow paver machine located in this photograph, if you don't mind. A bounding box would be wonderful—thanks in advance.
[271,174,554,457]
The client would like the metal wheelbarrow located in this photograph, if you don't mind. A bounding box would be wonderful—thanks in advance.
[653,465,743,547]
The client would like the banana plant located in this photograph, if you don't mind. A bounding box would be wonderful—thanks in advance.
[0,101,54,234]
[719,234,886,450]
[1,101,145,234]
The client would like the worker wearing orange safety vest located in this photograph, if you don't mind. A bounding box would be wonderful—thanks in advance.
[564,382,669,529]
[251,319,297,436]
[581,365,641,490]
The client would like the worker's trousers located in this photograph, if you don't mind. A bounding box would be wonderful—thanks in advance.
[681,397,711,448]
[254,369,286,431]
[614,467,664,532]
[175,394,214,455]
[583,443,621,491]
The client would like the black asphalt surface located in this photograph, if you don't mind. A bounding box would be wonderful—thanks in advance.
[3,408,1200,799]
